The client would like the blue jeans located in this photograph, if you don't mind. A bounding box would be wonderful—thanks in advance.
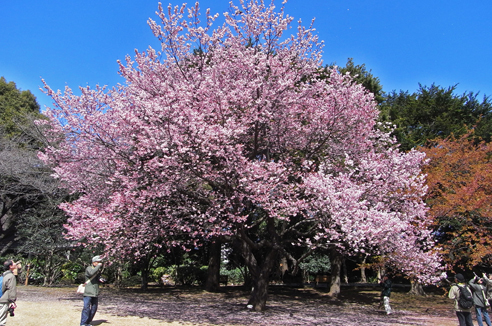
[476,306,492,326]
[80,296,98,325]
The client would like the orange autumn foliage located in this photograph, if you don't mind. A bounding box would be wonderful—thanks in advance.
[420,131,492,269]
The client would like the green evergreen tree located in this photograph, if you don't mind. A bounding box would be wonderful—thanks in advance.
[381,84,492,151]
[336,58,385,104]
[316,58,385,105]
[0,77,42,138]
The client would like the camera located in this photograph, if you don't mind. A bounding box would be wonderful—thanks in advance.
[7,306,14,317]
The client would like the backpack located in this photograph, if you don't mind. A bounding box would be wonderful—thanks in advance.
[457,285,474,309]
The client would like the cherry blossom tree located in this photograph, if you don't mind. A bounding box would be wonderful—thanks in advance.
[39,0,441,310]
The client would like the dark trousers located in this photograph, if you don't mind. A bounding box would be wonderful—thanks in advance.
[81,296,98,325]
[456,311,475,326]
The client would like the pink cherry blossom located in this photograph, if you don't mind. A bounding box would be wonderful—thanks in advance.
[39,0,441,310]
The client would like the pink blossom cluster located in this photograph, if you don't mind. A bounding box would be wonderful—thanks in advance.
[39,0,441,281]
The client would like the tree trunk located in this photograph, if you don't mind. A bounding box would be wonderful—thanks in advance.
[328,248,343,296]
[377,267,382,281]
[237,218,280,311]
[360,255,367,283]
[141,267,149,290]
[246,246,279,311]
[279,256,288,279]
[114,264,123,288]
[342,258,348,284]
[247,269,270,311]
[408,278,426,296]
[235,237,277,310]
[43,253,54,286]
[205,239,221,292]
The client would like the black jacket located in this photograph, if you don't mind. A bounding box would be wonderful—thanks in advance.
[380,278,392,297]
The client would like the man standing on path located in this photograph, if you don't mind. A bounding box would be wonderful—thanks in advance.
[0,260,17,326]
[80,255,104,326]
[449,273,475,326]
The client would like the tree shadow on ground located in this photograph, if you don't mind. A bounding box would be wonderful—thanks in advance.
[23,284,453,326]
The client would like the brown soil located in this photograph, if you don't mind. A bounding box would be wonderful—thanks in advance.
[7,284,459,326]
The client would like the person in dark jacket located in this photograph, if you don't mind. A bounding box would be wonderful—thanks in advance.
[449,273,474,326]
[380,274,392,315]
[469,275,492,326]
[80,255,104,326]
[0,260,17,326]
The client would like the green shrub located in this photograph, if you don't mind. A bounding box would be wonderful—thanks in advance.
[220,267,245,285]
[120,275,142,287]
[151,266,167,283]
[61,261,84,283]
[299,255,331,275]
[150,265,177,283]
[176,265,206,286]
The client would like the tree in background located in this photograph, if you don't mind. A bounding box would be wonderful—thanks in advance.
[0,77,41,139]
[382,84,492,151]
[0,121,73,285]
[332,58,385,104]
[0,77,73,285]
[421,130,492,270]
[39,0,440,310]
[0,77,45,249]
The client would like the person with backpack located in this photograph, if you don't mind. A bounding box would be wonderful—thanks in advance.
[469,275,492,326]
[449,273,475,326]
[0,260,17,326]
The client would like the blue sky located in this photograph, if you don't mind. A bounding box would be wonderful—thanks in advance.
[2,0,492,111]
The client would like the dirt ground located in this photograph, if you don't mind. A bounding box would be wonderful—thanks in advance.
[6,284,460,326]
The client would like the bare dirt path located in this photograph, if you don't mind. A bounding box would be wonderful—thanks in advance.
[7,285,458,326]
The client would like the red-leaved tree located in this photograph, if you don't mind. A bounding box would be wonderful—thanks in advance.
[421,130,492,270]
[39,0,441,310]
